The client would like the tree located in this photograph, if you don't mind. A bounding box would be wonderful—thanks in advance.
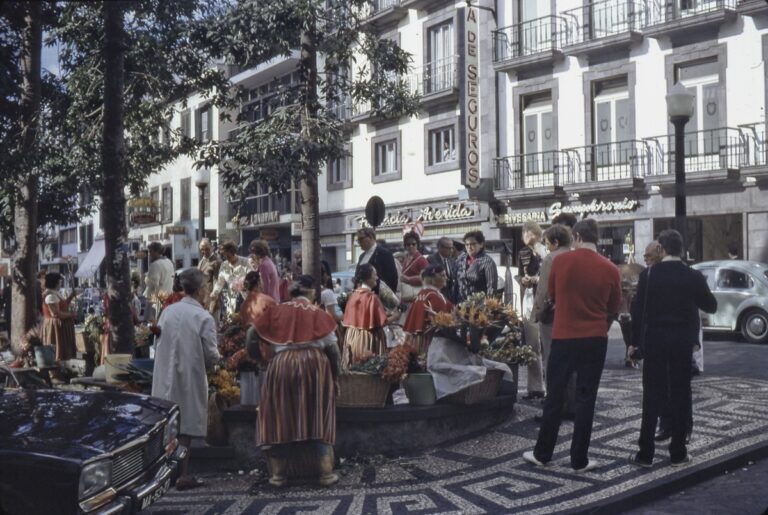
[198,0,421,280]
[55,1,235,353]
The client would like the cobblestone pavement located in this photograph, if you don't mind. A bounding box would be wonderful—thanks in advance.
[143,332,768,515]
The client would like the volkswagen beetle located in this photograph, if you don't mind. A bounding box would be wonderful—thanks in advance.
[691,260,768,344]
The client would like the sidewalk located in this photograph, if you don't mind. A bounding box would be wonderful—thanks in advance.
[145,347,768,514]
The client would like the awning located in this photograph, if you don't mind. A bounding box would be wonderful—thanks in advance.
[75,240,106,278]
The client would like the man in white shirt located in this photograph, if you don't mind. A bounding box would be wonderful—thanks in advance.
[144,241,175,302]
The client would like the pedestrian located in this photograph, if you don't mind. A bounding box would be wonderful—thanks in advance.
[523,218,621,472]
[398,230,429,305]
[197,238,221,294]
[209,240,251,319]
[320,261,342,323]
[518,221,547,400]
[629,229,717,468]
[355,227,399,293]
[455,230,498,303]
[402,264,454,354]
[248,274,341,487]
[428,237,457,303]
[144,242,175,301]
[342,264,399,367]
[41,272,78,362]
[531,223,572,417]
[617,243,658,368]
[151,268,220,490]
[249,239,281,302]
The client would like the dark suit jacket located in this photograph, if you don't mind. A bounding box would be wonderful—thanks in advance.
[357,245,398,293]
[631,260,717,349]
[427,252,457,303]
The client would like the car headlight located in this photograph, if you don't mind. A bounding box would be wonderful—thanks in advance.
[78,460,112,499]
[163,411,179,447]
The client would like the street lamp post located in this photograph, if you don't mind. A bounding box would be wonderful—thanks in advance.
[193,168,210,242]
[665,82,695,256]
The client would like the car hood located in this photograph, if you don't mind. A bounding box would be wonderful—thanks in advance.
[0,389,175,462]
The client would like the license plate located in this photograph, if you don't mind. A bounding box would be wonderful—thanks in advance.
[140,476,170,510]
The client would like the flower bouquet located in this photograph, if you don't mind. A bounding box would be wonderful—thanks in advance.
[381,344,423,384]
[134,324,151,348]
[348,351,388,375]
[218,316,260,373]
[478,329,536,366]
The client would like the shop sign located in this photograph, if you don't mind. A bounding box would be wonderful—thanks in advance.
[349,202,480,230]
[549,198,639,218]
[260,228,279,241]
[496,210,548,226]
[461,4,480,189]
[238,210,281,228]
[164,225,187,235]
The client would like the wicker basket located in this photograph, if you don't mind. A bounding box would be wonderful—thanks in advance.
[443,369,504,405]
[337,373,390,408]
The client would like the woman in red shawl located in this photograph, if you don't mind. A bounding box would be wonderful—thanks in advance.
[239,271,276,327]
[249,275,341,488]
[341,264,398,368]
[403,264,454,354]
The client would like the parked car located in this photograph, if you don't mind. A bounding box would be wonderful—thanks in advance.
[0,366,186,514]
[692,260,768,343]
[332,270,356,294]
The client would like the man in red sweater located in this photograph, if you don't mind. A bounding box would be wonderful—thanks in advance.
[523,218,621,473]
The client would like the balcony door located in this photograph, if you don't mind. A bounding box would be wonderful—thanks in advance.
[519,0,551,56]
[593,81,632,180]
[678,60,721,171]
[427,22,454,94]
[522,96,555,188]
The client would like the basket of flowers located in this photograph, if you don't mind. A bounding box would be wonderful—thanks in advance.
[337,352,390,408]
[218,314,262,405]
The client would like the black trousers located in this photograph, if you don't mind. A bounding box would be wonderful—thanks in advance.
[533,337,607,469]
[638,342,692,463]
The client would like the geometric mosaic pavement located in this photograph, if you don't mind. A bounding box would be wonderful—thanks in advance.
[144,370,768,514]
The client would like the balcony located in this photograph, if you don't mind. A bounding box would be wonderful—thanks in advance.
[401,0,444,11]
[327,96,355,123]
[361,0,408,29]
[494,127,757,194]
[643,0,737,40]
[493,15,569,73]
[737,0,768,16]
[493,150,570,197]
[406,56,458,105]
[561,0,647,57]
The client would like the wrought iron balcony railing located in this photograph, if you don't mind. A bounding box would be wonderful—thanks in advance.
[327,96,354,121]
[493,150,571,190]
[647,0,736,25]
[494,126,758,191]
[563,139,653,184]
[407,56,458,96]
[561,0,648,44]
[493,15,570,63]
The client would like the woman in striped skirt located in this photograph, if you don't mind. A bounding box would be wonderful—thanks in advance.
[250,275,341,487]
[341,264,399,368]
[41,272,77,362]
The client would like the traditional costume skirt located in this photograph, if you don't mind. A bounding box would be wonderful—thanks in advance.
[41,316,77,361]
[404,332,432,356]
[258,347,335,447]
[341,327,387,368]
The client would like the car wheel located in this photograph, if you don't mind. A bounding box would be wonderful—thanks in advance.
[740,309,768,344]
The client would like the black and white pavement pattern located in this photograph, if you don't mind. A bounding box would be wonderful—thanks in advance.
[143,342,768,515]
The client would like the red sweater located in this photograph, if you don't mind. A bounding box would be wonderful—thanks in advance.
[548,248,621,340]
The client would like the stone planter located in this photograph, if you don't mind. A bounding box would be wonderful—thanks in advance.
[403,373,436,406]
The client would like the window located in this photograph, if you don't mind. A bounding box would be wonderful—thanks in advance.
[78,224,93,252]
[203,182,210,217]
[519,0,551,54]
[522,94,554,175]
[676,59,720,156]
[60,228,77,246]
[428,126,456,166]
[593,77,631,168]
[427,22,454,93]
[196,105,213,143]
[180,178,191,221]
[328,152,351,190]
[180,110,191,139]
[375,140,397,176]
[717,269,752,290]
[161,184,173,222]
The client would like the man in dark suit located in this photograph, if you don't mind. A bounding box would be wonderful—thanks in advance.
[629,229,717,468]
[355,227,398,293]
[428,237,457,303]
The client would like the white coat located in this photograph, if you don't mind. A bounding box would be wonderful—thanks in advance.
[151,296,220,437]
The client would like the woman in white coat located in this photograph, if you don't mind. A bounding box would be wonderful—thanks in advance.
[152,268,220,490]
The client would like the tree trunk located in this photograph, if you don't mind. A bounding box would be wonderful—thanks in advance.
[10,2,42,354]
[101,1,134,354]
[299,27,322,282]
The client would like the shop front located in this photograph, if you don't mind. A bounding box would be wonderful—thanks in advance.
[236,210,302,272]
